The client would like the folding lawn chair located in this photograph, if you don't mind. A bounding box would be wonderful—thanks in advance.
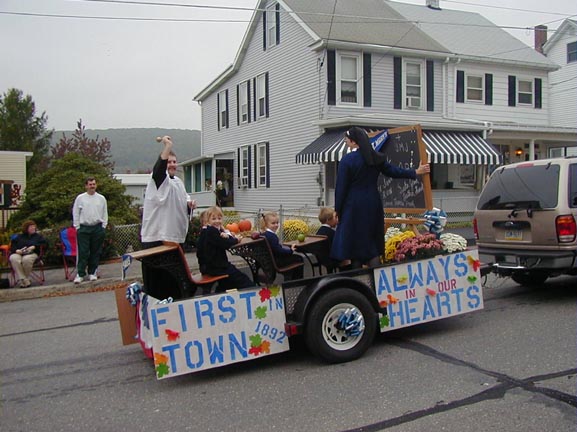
[60,226,78,281]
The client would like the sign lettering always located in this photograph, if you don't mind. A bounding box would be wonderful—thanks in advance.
[375,250,484,332]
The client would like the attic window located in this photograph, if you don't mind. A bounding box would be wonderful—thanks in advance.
[266,4,277,47]
[568,41,577,63]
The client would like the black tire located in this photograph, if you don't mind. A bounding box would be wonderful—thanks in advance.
[511,270,549,286]
[305,288,377,363]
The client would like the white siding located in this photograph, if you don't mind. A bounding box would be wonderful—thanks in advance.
[546,29,577,127]
[449,61,550,125]
[200,4,321,212]
[0,151,31,203]
[326,54,445,121]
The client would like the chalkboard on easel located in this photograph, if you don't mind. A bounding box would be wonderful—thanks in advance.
[372,125,432,214]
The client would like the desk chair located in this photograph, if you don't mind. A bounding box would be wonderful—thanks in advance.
[230,237,304,285]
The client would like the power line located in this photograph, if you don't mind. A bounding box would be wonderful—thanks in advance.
[0,8,564,33]
[443,0,573,17]
[0,10,249,22]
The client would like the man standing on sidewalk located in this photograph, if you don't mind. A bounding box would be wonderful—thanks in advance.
[72,177,108,284]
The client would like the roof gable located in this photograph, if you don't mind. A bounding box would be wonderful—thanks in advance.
[387,1,555,66]
[283,0,448,53]
[543,19,577,53]
[195,0,557,100]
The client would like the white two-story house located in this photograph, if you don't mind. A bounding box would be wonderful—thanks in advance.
[188,0,577,214]
[542,18,577,157]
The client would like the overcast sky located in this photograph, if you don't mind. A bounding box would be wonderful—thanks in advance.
[0,0,574,131]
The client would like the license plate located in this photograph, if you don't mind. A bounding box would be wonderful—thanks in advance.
[504,229,523,241]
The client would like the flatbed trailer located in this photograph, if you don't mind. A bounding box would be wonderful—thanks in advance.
[119,247,484,379]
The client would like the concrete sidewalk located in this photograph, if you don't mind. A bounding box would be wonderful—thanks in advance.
[0,226,475,302]
[0,250,213,302]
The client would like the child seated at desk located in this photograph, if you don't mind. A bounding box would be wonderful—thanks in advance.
[315,207,340,273]
[261,211,304,281]
[196,206,253,292]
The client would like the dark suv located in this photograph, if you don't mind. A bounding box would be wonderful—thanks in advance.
[473,157,577,285]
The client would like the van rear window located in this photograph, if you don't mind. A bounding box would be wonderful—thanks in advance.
[478,164,560,210]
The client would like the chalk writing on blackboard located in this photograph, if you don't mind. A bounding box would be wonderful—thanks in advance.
[370,125,432,214]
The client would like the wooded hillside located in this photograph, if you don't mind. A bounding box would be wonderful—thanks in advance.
[50,128,201,173]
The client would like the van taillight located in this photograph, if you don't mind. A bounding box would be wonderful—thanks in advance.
[473,218,479,240]
[556,215,576,242]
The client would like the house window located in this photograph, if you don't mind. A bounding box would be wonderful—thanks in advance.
[218,90,228,129]
[239,146,249,187]
[518,79,533,105]
[403,59,424,110]
[256,73,267,118]
[256,142,268,187]
[337,52,361,104]
[466,74,483,102]
[266,4,277,47]
[239,81,249,124]
[568,41,577,63]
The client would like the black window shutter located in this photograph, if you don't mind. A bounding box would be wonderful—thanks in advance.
[535,78,542,109]
[225,90,229,128]
[456,70,464,103]
[262,11,267,51]
[508,75,516,107]
[266,142,270,188]
[265,72,270,117]
[327,50,336,105]
[217,95,220,131]
[247,80,251,123]
[363,53,371,107]
[253,145,258,187]
[237,148,240,187]
[236,85,240,125]
[393,57,402,109]
[426,60,434,111]
[485,74,493,105]
[253,78,257,120]
[247,146,252,188]
[275,4,280,45]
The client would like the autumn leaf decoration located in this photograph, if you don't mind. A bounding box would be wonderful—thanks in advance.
[154,352,170,378]
[165,329,180,341]
[248,334,271,356]
[258,287,271,302]
[467,255,481,272]
[379,315,390,328]
[254,306,267,319]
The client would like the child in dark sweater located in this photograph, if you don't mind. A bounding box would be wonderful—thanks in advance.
[260,211,304,281]
[196,206,253,292]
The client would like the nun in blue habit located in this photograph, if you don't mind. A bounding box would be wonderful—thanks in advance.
[331,126,430,269]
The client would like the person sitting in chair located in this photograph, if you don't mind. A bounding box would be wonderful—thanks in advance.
[9,220,47,288]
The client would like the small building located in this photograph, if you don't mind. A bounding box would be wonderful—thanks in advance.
[0,150,33,228]
[113,173,151,207]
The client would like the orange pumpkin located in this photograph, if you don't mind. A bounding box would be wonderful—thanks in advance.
[226,223,240,233]
[238,219,252,232]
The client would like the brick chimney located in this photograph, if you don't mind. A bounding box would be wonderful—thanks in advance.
[534,25,548,53]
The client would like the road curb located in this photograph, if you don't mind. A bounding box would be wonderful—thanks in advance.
[0,276,141,302]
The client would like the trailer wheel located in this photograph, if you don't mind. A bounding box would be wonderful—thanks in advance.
[305,288,377,363]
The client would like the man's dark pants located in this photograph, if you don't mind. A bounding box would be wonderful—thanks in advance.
[77,224,105,277]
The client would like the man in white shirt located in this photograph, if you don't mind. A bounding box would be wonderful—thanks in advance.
[141,136,196,246]
[140,136,196,298]
[72,177,108,284]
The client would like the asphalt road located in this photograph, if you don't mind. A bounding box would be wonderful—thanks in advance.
[1,274,575,432]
